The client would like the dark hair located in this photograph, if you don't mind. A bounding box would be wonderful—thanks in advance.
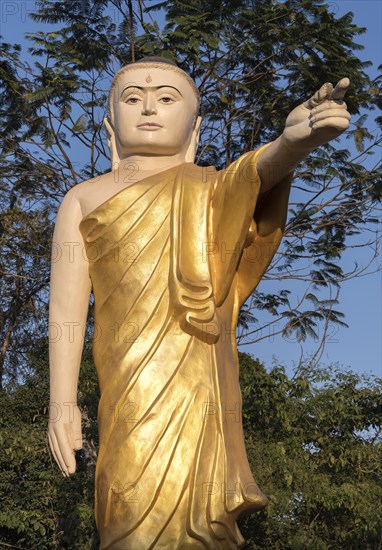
[135,56,178,67]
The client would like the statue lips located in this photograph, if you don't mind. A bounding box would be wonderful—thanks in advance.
[137,122,163,131]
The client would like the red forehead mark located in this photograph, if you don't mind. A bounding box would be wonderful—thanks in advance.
[146,74,152,83]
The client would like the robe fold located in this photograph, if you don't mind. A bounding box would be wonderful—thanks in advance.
[79,146,292,549]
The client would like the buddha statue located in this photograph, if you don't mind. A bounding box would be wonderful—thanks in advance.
[48,57,350,548]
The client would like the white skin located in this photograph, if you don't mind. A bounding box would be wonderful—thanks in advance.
[48,67,351,476]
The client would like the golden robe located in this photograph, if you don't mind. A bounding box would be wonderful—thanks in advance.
[79,147,291,549]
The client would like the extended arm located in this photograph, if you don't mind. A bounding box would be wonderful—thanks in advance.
[48,189,91,476]
[257,78,351,193]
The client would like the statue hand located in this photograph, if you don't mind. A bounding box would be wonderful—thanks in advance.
[48,402,83,476]
[282,78,351,151]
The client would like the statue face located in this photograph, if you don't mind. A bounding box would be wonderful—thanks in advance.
[112,67,199,160]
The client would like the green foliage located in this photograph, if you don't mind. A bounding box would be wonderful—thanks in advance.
[0,348,380,547]
[239,352,382,548]
[0,340,99,548]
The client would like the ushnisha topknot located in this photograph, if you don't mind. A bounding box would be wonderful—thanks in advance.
[107,56,201,125]
[134,56,178,67]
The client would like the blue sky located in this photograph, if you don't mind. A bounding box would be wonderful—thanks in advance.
[1,1,381,378]
[244,1,381,377]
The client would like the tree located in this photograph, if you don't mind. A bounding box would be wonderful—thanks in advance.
[0,338,99,549]
[1,0,381,389]
[238,353,382,548]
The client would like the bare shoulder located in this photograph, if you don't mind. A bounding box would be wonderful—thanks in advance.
[58,171,115,220]
[60,163,178,220]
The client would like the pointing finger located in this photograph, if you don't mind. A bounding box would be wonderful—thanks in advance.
[330,77,350,101]
[305,82,333,109]
[310,100,347,114]
[311,117,350,133]
[310,109,351,125]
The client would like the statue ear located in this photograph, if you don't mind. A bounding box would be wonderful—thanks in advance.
[185,116,202,163]
[104,117,121,168]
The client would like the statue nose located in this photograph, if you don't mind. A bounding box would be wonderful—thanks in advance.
[142,94,157,115]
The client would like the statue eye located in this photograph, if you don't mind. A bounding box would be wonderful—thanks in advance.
[159,96,175,104]
[125,96,141,104]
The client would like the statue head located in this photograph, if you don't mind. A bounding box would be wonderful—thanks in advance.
[105,57,202,166]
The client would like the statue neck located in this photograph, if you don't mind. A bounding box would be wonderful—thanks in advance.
[115,153,188,173]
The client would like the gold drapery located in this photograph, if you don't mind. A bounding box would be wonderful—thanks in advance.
[79,148,291,549]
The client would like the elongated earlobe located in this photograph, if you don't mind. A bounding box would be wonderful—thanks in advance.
[104,117,121,168]
[185,116,202,163]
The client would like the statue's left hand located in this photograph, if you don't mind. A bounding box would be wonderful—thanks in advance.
[282,78,351,151]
